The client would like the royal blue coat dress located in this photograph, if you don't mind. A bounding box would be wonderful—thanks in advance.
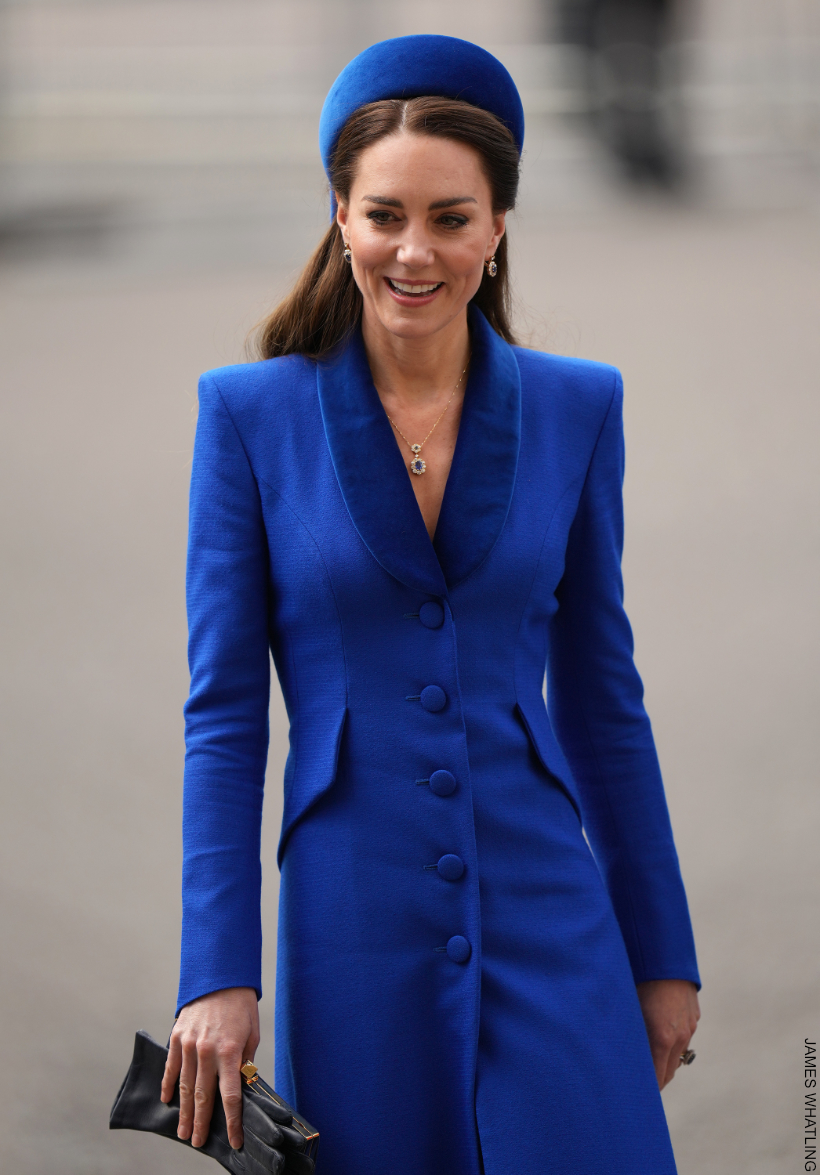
[178,305,699,1175]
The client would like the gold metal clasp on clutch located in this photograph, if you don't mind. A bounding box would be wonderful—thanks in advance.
[239,1060,319,1154]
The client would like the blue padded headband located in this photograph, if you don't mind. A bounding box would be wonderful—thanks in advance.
[319,35,524,219]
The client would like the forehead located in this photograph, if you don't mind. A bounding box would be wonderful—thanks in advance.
[351,132,489,197]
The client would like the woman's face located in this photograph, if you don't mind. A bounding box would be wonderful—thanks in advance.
[336,132,507,343]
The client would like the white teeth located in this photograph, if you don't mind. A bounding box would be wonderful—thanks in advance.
[390,280,441,294]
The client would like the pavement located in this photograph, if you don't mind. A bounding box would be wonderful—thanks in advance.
[0,3,819,1174]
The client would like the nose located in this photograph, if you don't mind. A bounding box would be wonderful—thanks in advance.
[395,225,435,270]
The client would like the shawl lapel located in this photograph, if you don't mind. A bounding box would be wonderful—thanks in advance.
[317,327,447,598]
[434,306,521,586]
[316,306,521,596]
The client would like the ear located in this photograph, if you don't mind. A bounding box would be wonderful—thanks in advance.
[335,196,349,237]
[486,210,507,262]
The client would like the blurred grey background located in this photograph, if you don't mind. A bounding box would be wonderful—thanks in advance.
[0,1,818,1172]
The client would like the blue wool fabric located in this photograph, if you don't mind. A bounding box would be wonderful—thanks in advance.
[319,35,525,217]
[179,306,699,1175]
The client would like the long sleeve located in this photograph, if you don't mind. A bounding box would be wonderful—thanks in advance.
[547,372,700,988]
[177,373,271,1014]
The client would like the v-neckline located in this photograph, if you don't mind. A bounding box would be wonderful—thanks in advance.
[316,305,521,596]
[381,380,467,546]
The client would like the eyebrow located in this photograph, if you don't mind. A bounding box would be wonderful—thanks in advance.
[360,195,477,210]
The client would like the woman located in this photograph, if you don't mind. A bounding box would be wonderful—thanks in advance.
[162,34,700,1175]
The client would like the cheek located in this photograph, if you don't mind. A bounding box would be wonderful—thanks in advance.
[348,228,391,272]
[435,249,487,298]
[439,230,492,278]
[449,244,486,277]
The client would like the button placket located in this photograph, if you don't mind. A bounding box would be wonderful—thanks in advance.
[404,598,471,967]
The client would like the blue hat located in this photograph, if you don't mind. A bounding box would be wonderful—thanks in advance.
[319,35,524,211]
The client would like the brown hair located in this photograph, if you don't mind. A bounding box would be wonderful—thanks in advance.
[253,96,520,360]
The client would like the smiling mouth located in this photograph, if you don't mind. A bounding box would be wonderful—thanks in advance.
[386,278,444,297]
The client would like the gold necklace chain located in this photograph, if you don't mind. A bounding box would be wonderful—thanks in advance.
[386,361,469,477]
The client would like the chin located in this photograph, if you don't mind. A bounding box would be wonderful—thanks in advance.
[383,318,445,341]
[373,301,463,341]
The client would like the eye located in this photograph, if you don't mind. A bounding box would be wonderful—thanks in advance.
[366,210,398,225]
[438,214,469,229]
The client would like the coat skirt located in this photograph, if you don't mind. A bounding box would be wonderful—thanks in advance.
[178,307,699,1175]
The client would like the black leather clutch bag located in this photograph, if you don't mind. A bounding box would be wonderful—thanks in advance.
[110,1030,319,1174]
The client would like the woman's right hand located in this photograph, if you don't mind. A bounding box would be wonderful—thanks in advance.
[161,986,261,1150]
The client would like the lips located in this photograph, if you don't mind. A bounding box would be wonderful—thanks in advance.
[386,278,444,297]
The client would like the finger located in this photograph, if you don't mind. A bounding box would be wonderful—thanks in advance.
[246,1026,261,1060]
[657,1043,678,1090]
[177,1036,198,1140]
[161,1032,182,1104]
[244,1100,286,1148]
[217,1047,245,1150]
[645,1033,666,1090]
[191,1040,218,1148]
[243,1126,287,1172]
[649,1018,687,1090]
[663,1048,679,1088]
[662,1031,690,1089]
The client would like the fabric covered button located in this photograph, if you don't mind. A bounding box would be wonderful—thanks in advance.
[420,685,446,712]
[429,769,457,797]
[446,935,471,964]
[437,854,465,881]
[419,601,445,629]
